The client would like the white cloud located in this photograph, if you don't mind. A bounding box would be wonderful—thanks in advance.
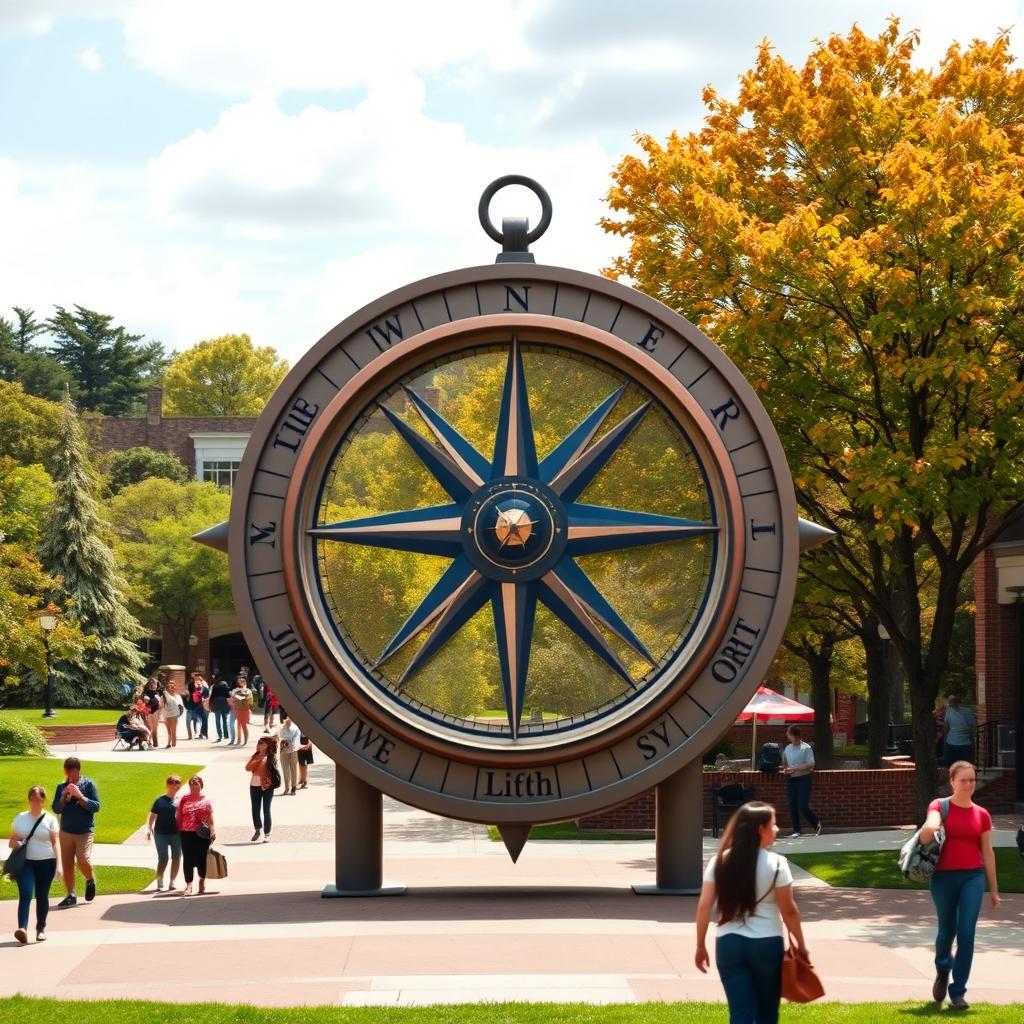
[78,46,103,72]
[119,0,525,96]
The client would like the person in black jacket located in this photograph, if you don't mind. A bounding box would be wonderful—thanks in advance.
[51,757,100,908]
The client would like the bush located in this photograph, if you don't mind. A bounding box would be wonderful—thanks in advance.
[105,446,189,495]
[0,714,49,756]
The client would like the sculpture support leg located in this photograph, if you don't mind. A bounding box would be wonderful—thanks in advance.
[322,762,405,897]
[632,757,704,895]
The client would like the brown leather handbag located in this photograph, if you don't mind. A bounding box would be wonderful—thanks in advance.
[781,933,825,1002]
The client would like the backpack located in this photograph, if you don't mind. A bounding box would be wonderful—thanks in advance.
[269,761,282,790]
[757,742,782,773]
[899,797,950,883]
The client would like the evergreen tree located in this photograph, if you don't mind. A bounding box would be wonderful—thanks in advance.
[0,308,73,401]
[38,392,145,704]
[47,305,166,414]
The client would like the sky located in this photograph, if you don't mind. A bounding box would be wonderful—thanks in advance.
[2,0,1023,366]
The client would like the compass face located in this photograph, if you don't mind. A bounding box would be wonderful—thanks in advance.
[231,265,798,823]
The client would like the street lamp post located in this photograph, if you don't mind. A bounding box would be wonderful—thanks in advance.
[1007,585,1024,802]
[878,623,899,754]
[37,610,58,719]
[188,633,198,677]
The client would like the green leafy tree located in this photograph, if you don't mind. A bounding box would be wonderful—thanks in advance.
[163,333,288,416]
[0,381,64,468]
[104,446,189,496]
[46,305,166,414]
[0,459,54,548]
[0,308,68,401]
[0,544,90,691]
[37,393,145,704]
[109,479,232,665]
[603,22,1024,816]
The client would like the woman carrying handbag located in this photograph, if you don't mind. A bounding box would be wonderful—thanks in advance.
[695,801,815,1024]
[919,760,1000,1010]
[7,786,60,944]
[175,775,216,896]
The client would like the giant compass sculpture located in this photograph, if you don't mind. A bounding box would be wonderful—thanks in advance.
[198,177,832,896]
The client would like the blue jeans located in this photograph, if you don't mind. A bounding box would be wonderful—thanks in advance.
[153,831,182,875]
[250,785,273,835]
[185,705,204,736]
[930,868,985,997]
[214,708,229,739]
[16,858,57,931]
[786,774,819,834]
[943,742,973,768]
[229,712,236,743]
[716,933,784,1024]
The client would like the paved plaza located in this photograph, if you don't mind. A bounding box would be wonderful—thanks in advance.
[3,738,1022,1007]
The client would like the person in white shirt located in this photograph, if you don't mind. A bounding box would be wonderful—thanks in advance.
[695,801,810,1023]
[277,715,301,795]
[7,785,61,945]
[782,725,822,837]
[161,684,184,748]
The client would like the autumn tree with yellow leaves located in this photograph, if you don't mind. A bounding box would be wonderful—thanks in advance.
[604,21,1024,815]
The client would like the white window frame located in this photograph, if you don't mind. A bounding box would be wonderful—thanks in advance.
[190,432,250,490]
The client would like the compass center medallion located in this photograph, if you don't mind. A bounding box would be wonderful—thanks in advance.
[464,480,565,581]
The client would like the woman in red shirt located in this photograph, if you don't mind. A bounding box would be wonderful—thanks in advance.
[919,760,1001,1010]
[174,775,216,896]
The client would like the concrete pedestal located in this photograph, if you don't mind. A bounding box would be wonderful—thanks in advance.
[632,757,704,895]
[322,762,405,897]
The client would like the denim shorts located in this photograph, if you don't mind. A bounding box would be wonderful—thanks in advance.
[154,831,182,864]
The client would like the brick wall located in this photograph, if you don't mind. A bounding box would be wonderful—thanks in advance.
[974,547,1017,725]
[95,386,257,473]
[579,765,918,832]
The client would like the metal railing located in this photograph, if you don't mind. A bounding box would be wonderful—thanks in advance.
[975,720,1006,770]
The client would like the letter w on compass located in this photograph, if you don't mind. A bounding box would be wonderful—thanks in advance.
[310,339,717,738]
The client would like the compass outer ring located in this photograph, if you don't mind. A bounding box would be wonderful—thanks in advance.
[229,262,799,824]
[281,315,745,766]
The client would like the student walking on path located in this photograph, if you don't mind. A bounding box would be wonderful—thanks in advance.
[695,801,810,1024]
[245,737,279,842]
[278,715,301,795]
[782,725,822,837]
[297,733,314,789]
[176,775,215,896]
[162,684,183,748]
[210,674,231,743]
[263,681,281,732]
[919,760,1001,1011]
[230,676,254,746]
[8,786,60,944]
[146,775,182,891]
[52,757,99,908]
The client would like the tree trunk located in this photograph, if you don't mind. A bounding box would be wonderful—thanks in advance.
[862,626,890,769]
[908,667,940,823]
[805,646,835,768]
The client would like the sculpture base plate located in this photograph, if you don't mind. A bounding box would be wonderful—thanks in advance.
[322,883,407,898]
[631,883,700,896]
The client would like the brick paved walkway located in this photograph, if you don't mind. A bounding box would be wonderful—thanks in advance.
[2,738,1019,1007]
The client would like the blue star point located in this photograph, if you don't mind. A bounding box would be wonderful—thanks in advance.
[312,339,717,740]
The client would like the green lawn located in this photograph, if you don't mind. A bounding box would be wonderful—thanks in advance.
[0,757,202,843]
[1,708,121,725]
[487,820,653,841]
[788,848,1024,893]
[0,865,154,900]
[0,999,1021,1023]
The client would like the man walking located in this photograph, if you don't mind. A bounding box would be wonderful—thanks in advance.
[52,756,100,907]
[942,694,976,766]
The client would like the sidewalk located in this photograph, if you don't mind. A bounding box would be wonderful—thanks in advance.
[2,737,1019,1008]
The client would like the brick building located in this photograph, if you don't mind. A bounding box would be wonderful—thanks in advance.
[974,512,1024,802]
[97,385,256,681]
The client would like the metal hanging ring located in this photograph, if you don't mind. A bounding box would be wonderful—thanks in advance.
[478,176,553,246]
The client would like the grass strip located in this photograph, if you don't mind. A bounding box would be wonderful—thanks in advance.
[1,756,203,843]
[1,998,1022,1022]
[788,847,1024,893]
[1,708,121,725]
[0,865,155,901]
[487,820,652,842]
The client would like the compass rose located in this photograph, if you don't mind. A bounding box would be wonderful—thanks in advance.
[310,339,718,739]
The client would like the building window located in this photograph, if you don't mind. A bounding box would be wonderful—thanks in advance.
[201,460,241,490]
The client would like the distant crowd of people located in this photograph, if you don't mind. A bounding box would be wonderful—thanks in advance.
[115,665,297,751]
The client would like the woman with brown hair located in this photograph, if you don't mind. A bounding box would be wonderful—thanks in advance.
[175,775,215,895]
[8,786,60,944]
[245,737,279,843]
[695,801,809,1024]
[919,760,1001,1010]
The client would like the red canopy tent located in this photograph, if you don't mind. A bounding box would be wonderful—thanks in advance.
[737,686,815,768]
